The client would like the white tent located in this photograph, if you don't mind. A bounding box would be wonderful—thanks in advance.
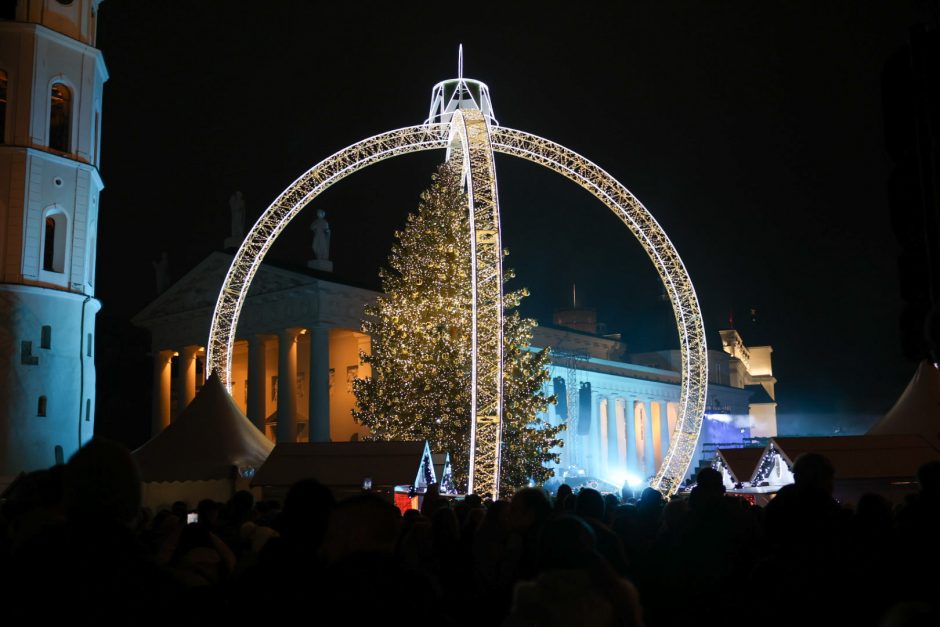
[133,374,274,510]
[869,360,940,448]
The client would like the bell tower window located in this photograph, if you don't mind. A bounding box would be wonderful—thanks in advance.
[42,211,67,273]
[49,83,71,152]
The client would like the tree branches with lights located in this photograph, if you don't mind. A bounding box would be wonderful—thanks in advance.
[353,160,563,494]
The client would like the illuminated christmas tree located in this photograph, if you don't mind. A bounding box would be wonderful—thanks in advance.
[353,160,563,494]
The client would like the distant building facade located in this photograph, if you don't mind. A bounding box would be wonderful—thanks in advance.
[0,0,106,476]
[135,252,777,486]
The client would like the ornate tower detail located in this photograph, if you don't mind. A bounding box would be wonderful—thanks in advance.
[0,0,107,475]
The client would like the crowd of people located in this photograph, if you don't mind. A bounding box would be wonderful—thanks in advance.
[1,438,938,627]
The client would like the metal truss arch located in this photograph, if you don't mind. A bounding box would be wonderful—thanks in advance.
[206,124,450,387]
[446,110,506,499]
[490,127,708,496]
[207,121,706,499]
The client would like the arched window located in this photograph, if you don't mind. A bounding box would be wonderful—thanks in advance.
[49,83,71,152]
[0,70,7,144]
[38,395,47,416]
[42,211,67,273]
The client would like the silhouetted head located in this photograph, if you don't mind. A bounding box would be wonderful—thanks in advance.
[916,460,940,494]
[638,487,664,511]
[281,478,335,546]
[230,490,254,520]
[574,487,605,521]
[696,467,725,494]
[482,499,511,530]
[537,514,597,571]
[856,493,892,531]
[1,466,64,520]
[792,453,835,495]
[603,493,620,513]
[322,492,401,563]
[555,483,573,507]
[64,438,141,525]
[508,487,552,531]
[432,507,460,546]
[171,500,188,521]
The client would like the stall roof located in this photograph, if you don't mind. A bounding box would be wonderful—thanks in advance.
[768,434,939,481]
[253,441,429,489]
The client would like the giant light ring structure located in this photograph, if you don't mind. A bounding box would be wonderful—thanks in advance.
[207,119,707,498]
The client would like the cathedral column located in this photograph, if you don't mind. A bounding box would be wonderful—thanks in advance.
[643,399,655,475]
[174,345,199,419]
[607,396,619,468]
[659,400,671,454]
[247,334,269,432]
[625,398,637,471]
[308,325,331,442]
[614,398,627,466]
[598,397,609,478]
[151,349,173,436]
[276,328,301,443]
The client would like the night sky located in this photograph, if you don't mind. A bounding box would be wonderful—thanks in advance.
[92,2,925,444]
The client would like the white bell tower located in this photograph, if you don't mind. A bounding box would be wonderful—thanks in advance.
[0,0,107,475]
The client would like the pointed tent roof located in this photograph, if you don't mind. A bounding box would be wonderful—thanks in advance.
[133,374,274,483]
[868,361,940,447]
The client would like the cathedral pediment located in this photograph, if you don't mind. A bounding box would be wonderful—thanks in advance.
[133,252,321,326]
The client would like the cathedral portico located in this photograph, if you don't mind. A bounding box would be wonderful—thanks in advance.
[134,252,379,445]
[173,345,199,421]
[308,324,330,442]
[246,334,270,432]
[276,328,302,443]
[150,350,172,435]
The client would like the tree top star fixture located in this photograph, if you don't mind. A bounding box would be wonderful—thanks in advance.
[206,53,708,497]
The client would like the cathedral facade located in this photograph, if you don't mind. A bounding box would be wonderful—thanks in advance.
[136,251,777,487]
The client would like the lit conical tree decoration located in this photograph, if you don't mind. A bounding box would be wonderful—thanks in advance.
[353,160,563,494]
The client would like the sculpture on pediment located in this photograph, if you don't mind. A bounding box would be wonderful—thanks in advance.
[224,191,246,249]
[152,251,170,295]
[307,209,333,272]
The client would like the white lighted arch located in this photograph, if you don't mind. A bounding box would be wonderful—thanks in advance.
[447,109,506,498]
[207,124,706,497]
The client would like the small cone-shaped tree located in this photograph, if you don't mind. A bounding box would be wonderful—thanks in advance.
[353,160,563,494]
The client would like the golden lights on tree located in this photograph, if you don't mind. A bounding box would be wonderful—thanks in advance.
[353,160,563,494]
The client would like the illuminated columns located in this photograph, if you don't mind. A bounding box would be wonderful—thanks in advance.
[174,345,199,419]
[247,334,269,432]
[659,400,671,455]
[599,397,609,477]
[614,398,627,466]
[308,325,331,442]
[643,400,655,476]
[277,328,301,443]
[151,349,173,436]
[626,398,637,471]
[607,397,618,468]
[652,400,665,472]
